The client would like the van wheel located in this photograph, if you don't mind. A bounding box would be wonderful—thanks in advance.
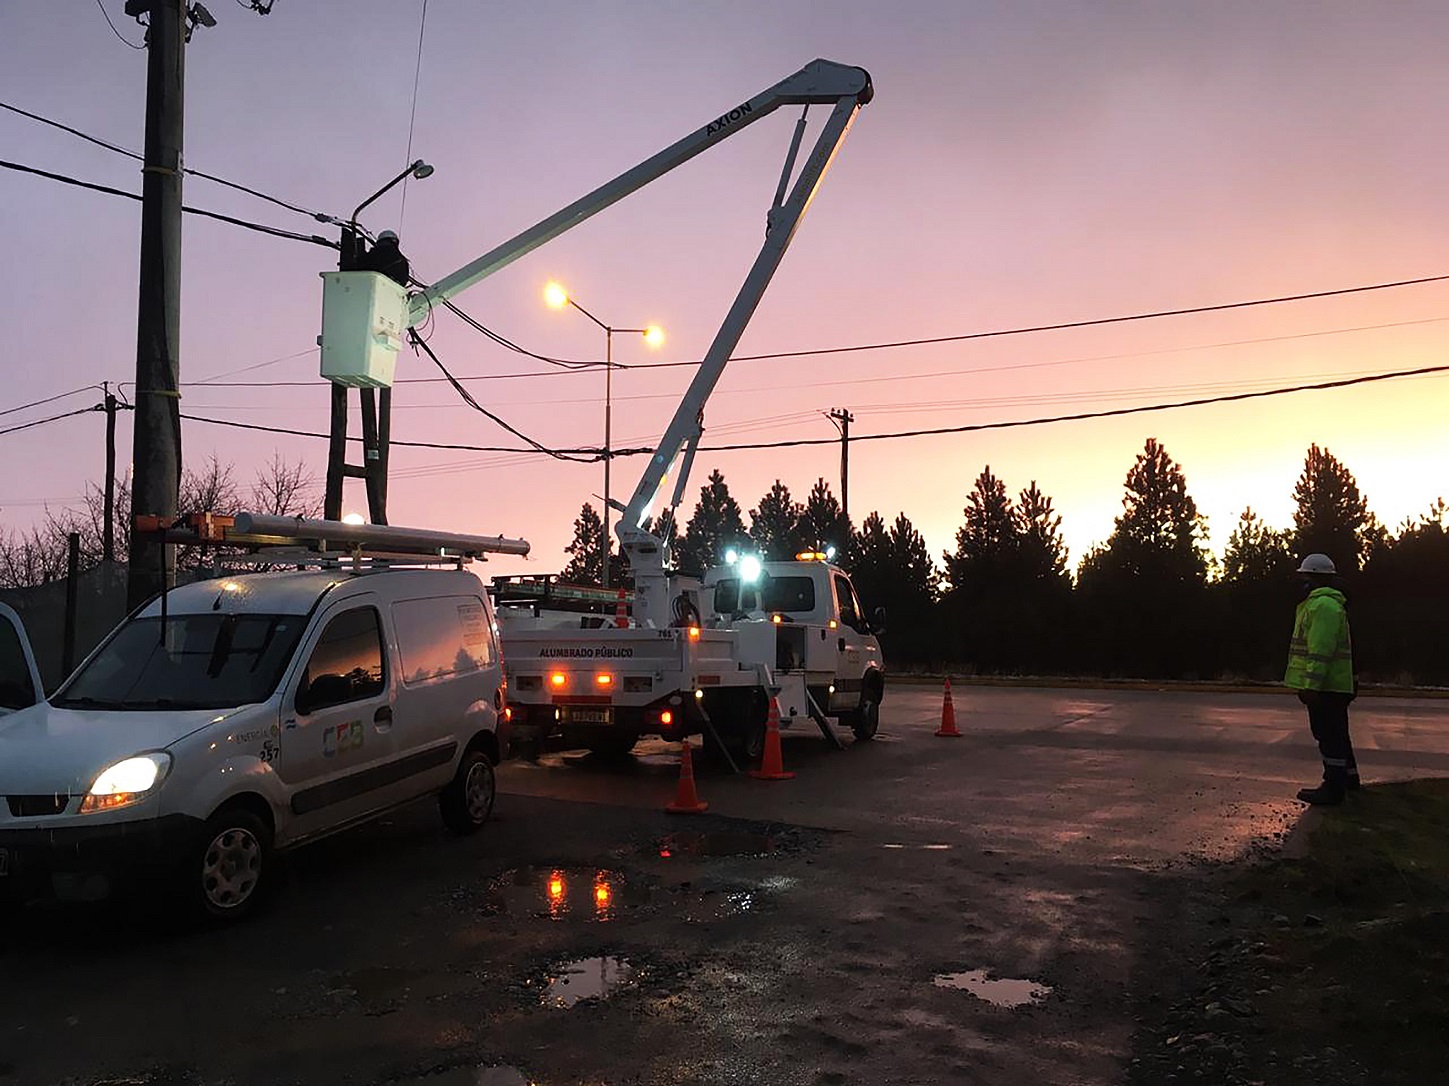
[441,749,496,835]
[850,696,880,742]
[187,809,271,923]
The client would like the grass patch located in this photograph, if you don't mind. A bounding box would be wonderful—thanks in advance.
[1232,780,1449,1082]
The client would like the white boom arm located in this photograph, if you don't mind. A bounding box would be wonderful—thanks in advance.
[408,59,871,325]
[412,59,872,627]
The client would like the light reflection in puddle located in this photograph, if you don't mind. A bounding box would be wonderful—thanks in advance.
[486,867,637,921]
[933,969,1051,1007]
[542,956,635,1007]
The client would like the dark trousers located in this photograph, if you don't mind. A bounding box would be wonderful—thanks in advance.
[1301,691,1358,785]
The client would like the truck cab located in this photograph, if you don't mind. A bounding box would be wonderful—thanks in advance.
[703,553,885,738]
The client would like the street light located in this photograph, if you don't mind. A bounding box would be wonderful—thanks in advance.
[544,280,665,591]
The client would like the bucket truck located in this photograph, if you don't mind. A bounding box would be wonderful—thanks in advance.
[319,59,884,763]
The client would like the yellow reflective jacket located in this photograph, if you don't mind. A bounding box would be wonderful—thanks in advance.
[1284,587,1354,693]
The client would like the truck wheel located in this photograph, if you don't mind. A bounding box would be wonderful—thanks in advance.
[851,695,880,742]
[440,748,496,834]
[185,808,272,923]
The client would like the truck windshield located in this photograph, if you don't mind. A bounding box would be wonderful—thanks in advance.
[53,613,305,711]
[714,576,816,615]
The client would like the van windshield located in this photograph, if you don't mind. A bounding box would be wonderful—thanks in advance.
[53,613,305,711]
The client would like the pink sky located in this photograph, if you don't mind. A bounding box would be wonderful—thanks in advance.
[4,2,1447,578]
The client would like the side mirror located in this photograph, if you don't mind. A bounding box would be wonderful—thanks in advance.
[872,606,887,635]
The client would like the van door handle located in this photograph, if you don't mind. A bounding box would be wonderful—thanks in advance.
[838,637,846,652]
[374,705,393,731]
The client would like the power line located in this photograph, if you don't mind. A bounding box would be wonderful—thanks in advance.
[399,0,428,230]
[0,159,339,247]
[172,361,1449,458]
[0,405,100,438]
[693,363,1449,452]
[407,331,597,461]
[0,100,344,224]
[177,410,601,455]
[94,0,145,49]
[626,273,1449,371]
[0,385,103,419]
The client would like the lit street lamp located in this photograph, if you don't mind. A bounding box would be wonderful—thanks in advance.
[545,281,664,590]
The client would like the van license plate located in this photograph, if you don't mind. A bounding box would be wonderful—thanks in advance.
[568,708,612,725]
[0,849,9,877]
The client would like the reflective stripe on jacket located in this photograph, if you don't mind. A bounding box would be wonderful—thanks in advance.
[1284,587,1354,693]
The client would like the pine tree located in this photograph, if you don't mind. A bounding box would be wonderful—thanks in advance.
[1291,444,1372,573]
[1110,437,1208,582]
[1222,507,1292,585]
[676,469,748,576]
[749,480,805,560]
[847,512,894,615]
[1017,481,1068,581]
[561,502,607,585]
[799,478,850,555]
[1075,438,1210,678]
[944,466,1017,588]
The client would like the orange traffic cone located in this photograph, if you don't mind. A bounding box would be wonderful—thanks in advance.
[614,588,629,628]
[750,697,796,780]
[666,739,708,814]
[935,678,962,737]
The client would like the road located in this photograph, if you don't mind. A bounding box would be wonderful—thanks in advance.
[3,686,1447,1086]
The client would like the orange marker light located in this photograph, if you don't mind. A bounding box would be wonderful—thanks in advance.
[660,710,673,726]
[594,878,613,907]
[828,619,838,629]
[595,673,613,687]
[772,614,783,624]
[688,626,701,641]
[547,871,566,909]
[549,672,567,689]
[504,706,514,722]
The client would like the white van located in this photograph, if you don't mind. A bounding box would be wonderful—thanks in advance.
[0,566,508,921]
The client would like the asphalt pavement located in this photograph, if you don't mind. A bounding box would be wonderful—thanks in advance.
[3,686,1447,1086]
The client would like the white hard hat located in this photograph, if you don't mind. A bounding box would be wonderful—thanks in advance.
[1297,553,1337,575]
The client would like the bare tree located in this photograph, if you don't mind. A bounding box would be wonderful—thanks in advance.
[250,453,323,518]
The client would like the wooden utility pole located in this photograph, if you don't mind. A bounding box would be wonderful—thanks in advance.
[828,408,854,521]
[103,383,118,563]
[126,0,187,607]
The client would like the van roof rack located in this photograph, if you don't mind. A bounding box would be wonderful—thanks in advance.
[136,512,530,566]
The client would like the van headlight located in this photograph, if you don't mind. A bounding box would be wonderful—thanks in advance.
[79,753,172,813]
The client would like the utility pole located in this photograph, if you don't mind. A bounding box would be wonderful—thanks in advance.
[827,408,854,521]
[103,383,118,563]
[126,0,187,608]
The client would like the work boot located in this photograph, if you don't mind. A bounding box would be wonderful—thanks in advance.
[1297,783,1345,806]
[1327,769,1362,791]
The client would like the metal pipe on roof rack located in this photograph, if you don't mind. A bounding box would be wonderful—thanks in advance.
[230,513,530,558]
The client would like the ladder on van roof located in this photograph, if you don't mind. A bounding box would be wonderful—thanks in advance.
[135,512,530,568]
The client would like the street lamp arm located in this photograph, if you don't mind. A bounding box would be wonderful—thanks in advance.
[566,296,610,333]
[350,159,432,231]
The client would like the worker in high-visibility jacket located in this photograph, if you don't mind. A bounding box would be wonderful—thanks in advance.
[1284,553,1359,805]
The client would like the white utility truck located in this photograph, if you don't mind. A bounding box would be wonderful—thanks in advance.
[495,551,884,762]
[318,60,882,766]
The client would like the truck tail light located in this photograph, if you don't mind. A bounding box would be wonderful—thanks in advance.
[660,709,674,726]
[549,671,567,690]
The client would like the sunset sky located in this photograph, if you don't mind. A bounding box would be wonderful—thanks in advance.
[3,2,1447,579]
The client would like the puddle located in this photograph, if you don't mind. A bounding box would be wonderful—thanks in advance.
[541,956,635,1007]
[484,867,642,921]
[656,830,778,858]
[932,969,1052,1007]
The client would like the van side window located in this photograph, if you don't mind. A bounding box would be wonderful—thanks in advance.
[300,607,385,712]
[0,613,36,709]
[392,595,496,685]
[833,574,861,630]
